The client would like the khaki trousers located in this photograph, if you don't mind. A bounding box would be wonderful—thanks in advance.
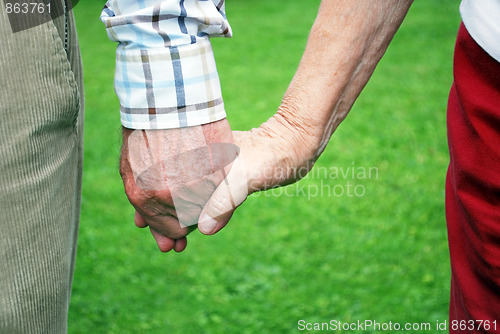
[0,3,84,333]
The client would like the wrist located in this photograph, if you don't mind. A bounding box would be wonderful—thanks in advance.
[255,112,318,186]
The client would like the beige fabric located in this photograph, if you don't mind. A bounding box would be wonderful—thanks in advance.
[0,3,84,333]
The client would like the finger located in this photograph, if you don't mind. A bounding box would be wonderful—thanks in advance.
[135,210,148,228]
[173,237,188,252]
[149,228,175,252]
[198,155,248,235]
[199,210,235,235]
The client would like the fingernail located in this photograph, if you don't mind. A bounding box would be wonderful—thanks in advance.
[199,214,217,234]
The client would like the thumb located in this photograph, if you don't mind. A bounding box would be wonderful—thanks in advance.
[198,154,249,235]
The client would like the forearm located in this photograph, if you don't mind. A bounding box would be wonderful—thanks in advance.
[197,0,414,235]
[266,0,413,166]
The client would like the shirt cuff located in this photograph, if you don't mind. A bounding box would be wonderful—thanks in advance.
[114,37,227,129]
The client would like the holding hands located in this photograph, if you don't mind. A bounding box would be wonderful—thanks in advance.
[119,112,317,252]
[119,118,239,252]
[118,0,413,252]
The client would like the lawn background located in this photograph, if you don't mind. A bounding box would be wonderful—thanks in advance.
[70,1,460,333]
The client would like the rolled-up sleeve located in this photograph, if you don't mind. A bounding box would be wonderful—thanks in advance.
[100,0,232,129]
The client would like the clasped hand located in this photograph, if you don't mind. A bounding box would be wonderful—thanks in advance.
[120,115,316,252]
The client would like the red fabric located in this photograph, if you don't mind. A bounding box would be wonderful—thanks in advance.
[446,23,500,333]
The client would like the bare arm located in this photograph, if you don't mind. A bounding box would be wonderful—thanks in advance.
[198,0,414,234]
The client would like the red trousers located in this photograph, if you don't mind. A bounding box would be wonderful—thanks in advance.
[446,23,500,333]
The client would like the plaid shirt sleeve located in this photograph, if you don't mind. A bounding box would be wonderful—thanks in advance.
[100,0,232,129]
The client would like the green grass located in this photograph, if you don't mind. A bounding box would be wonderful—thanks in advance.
[70,1,460,333]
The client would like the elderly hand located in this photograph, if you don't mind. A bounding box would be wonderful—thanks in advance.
[120,119,237,252]
[197,114,317,235]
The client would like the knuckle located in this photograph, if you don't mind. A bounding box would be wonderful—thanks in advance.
[124,184,145,208]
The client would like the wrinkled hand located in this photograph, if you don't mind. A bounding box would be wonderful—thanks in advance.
[197,114,317,235]
[120,119,236,252]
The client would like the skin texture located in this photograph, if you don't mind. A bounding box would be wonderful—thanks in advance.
[120,119,234,252]
[120,0,414,251]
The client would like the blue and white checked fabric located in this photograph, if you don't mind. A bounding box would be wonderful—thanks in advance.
[100,0,232,129]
